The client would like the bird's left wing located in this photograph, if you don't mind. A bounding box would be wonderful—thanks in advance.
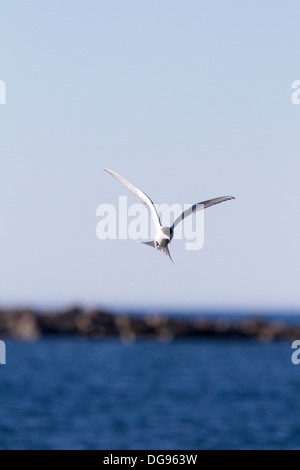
[172,196,235,230]
[104,169,162,230]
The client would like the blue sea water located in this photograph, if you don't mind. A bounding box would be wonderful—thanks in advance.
[0,338,300,450]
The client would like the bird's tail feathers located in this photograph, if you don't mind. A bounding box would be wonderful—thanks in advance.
[162,246,175,265]
[140,241,155,249]
[140,241,174,265]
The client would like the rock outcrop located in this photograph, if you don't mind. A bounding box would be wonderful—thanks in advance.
[0,308,299,341]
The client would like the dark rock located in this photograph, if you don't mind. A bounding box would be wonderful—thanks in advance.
[0,310,41,340]
[0,308,299,342]
[37,307,83,335]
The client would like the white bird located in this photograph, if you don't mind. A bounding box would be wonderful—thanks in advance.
[104,169,235,264]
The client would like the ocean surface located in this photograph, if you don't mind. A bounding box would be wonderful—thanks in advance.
[0,337,300,450]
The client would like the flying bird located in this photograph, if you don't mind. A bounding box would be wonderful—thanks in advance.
[104,169,235,264]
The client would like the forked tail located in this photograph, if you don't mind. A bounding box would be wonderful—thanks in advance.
[163,246,174,265]
[140,241,155,248]
[140,241,174,265]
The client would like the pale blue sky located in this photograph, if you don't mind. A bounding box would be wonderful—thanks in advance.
[1,1,300,311]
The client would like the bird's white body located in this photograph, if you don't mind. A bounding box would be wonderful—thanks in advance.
[155,228,171,248]
[104,168,234,264]
[154,227,172,254]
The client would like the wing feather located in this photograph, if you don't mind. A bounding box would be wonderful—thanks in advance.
[104,169,162,230]
[172,196,235,229]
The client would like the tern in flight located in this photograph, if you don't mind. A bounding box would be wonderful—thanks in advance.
[104,169,235,264]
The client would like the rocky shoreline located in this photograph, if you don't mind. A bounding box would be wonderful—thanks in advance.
[0,308,299,341]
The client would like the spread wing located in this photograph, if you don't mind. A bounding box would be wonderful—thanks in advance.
[172,196,235,230]
[104,169,162,231]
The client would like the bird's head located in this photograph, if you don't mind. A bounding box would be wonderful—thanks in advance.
[161,227,172,244]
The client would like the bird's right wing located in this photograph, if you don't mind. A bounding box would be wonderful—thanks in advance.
[104,169,162,230]
[172,196,235,229]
